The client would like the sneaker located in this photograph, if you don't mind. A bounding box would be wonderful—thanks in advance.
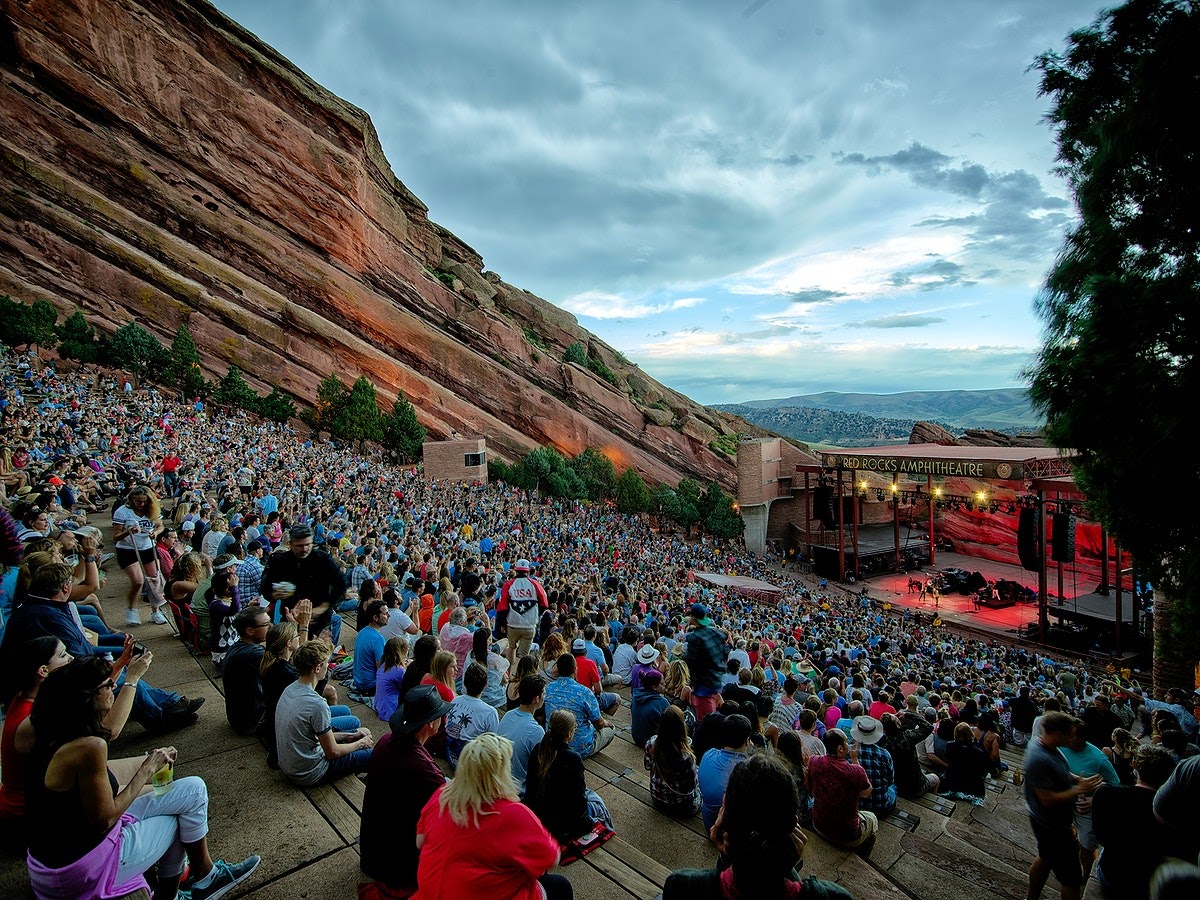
[150,608,168,625]
[124,608,142,626]
[188,856,262,900]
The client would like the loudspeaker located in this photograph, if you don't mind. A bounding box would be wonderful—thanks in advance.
[813,486,837,528]
[1051,512,1076,563]
[1017,507,1041,572]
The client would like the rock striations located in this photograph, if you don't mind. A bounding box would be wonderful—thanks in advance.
[0,0,781,487]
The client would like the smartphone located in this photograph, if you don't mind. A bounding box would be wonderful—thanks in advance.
[131,643,147,659]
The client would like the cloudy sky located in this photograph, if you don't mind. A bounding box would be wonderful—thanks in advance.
[212,0,1110,405]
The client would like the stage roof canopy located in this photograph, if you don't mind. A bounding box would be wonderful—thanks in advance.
[810,444,1077,483]
[693,572,784,602]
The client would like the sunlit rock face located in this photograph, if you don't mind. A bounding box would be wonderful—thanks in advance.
[0,0,756,486]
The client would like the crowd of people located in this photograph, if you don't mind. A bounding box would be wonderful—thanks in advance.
[2,343,1200,900]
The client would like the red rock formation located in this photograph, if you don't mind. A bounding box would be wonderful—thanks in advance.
[0,0,753,487]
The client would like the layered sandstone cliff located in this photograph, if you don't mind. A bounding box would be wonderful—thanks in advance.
[0,0,780,487]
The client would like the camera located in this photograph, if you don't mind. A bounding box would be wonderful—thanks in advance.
[131,643,148,659]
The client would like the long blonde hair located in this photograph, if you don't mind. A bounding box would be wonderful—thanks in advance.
[428,650,457,690]
[127,486,162,522]
[438,733,519,827]
[663,659,691,698]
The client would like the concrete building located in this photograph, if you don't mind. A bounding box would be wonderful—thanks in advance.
[422,436,487,482]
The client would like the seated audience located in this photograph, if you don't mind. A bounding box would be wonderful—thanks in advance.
[372,635,409,723]
[444,662,500,768]
[644,703,702,818]
[631,668,670,748]
[544,653,615,758]
[698,713,752,831]
[809,727,877,859]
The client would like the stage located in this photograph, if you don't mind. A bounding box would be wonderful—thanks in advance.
[852,551,1140,653]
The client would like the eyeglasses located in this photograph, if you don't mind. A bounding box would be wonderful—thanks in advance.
[251,621,271,630]
[94,679,116,693]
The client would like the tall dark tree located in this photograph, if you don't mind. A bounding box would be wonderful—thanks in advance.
[309,373,349,434]
[0,297,58,350]
[613,468,650,515]
[570,448,617,501]
[258,386,297,423]
[56,310,99,362]
[702,483,744,540]
[163,323,206,398]
[380,393,426,461]
[107,322,166,382]
[1029,0,1200,687]
[333,376,383,446]
[213,365,258,412]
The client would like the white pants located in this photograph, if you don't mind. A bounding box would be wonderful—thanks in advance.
[117,775,210,880]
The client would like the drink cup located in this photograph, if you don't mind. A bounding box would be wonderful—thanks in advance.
[152,763,174,796]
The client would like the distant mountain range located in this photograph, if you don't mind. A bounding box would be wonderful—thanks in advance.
[711,389,1043,447]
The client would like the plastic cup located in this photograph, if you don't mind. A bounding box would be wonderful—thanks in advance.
[152,763,174,796]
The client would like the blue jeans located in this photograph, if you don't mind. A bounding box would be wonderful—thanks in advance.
[324,746,372,780]
[116,672,181,729]
[598,691,620,713]
[330,707,359,732]
[80,614,125,650]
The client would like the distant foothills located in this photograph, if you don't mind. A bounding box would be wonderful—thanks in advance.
[710,388,1044,448]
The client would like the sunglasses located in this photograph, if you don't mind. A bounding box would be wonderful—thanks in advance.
[94,679,116,694]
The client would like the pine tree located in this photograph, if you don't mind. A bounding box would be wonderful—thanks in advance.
[381,393,426,461]
[108,322,166,382]
[613,468,650,514]
[56,311,99,362]
[310,374,349,433]
[333,376,383,446]
[213,365,259,411]
[570,448,617,501]
[258,386,297,423]
[1030,0,1200,686]
[163,323,206,398]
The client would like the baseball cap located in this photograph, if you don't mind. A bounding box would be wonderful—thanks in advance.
[571,638,587,654]
[181,520,195,531]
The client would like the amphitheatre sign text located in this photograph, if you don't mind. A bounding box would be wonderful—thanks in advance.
[821,454,1019,481]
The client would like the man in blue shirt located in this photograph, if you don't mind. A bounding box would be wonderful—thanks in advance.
[496,674,546,797]
[352,600,388,695]
[544,653,614,757]
[698,713,751,829]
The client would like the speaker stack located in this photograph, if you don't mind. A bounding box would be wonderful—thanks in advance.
[813,486,837,528]
[1017,507,1041,572]
[1051,512,1076,563]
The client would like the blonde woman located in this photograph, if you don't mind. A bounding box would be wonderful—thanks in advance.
[111,485,166,626]
[413,733,567,900]
[420,649,457,756]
